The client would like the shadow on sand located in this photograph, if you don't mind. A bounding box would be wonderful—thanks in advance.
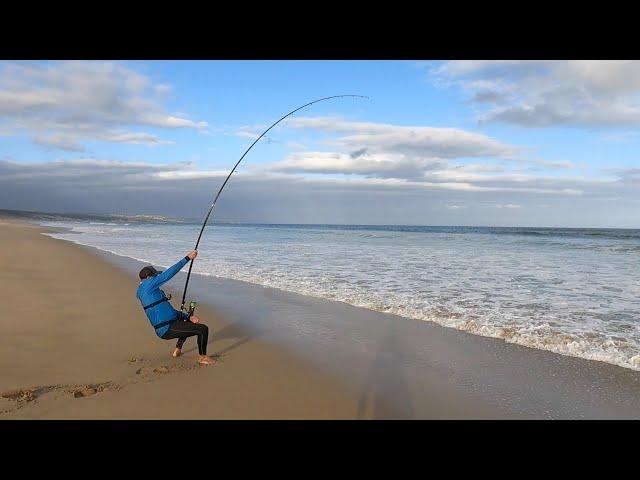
[357,326,414,419]
[182,322,269,357]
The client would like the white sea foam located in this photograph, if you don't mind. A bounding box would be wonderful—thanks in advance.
[40,220,640,371]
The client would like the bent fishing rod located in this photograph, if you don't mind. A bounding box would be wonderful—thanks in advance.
[179,94,368,315]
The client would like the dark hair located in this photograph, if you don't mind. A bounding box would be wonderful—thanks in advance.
[139,266,159,280]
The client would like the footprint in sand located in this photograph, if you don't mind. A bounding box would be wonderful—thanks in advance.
[2,389,36,403]
[136,365,171,375]
[135,360,216,377]
[0,381,116,413]
[72,388,97,398]
[67,382,114,399]
[1,355,220,415]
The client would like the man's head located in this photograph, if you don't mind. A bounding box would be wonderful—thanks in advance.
[139,265,162,280]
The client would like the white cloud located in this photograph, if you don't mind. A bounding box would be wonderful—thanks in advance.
[287,116,518,158]
[146,115,207,130]
[33,131,173,149]
[262,117,589,196]
[267,154,599,195]
[234,130,261,140]
[152,170,231,180]
[433,60,640,127]
[96,132,174,146]
[267,151,445,179]
[0,61,207,149]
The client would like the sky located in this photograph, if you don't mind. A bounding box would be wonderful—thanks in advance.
[0,60,639,227]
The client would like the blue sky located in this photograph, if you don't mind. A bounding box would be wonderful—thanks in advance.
[1,60,639,227]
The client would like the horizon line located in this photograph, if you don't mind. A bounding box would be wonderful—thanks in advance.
[1,208,638,231]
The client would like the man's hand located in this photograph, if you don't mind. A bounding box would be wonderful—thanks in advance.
[187,250,198,260]
[190,315,200,324]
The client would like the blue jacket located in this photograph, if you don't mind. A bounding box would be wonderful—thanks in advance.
[136,256,190,337]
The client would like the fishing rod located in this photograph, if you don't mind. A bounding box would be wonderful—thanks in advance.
[179,94,368,315]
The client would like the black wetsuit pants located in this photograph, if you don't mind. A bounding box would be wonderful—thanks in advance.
[161,320,209,355]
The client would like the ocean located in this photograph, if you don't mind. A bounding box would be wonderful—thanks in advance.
[36,214,640,371]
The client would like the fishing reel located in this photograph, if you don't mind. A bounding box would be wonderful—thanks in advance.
[188,300,197,318]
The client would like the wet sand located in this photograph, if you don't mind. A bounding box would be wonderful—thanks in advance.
[3,217,640,419]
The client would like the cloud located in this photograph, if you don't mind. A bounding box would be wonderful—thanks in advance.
[146,115,207,129]
[231,124,278,142]
[432,60,640,127]
[234,130,261,140]
[532,160,574,169]
[267,151,445,180]
[32,132,173,150]
[95,132,174,146]
[273,115,517,180]
[0,61,207,150]
[618,168,640,185]
[287,116,518,159]
[34,134,85,152]
[1,157,637,228]
[259,117,587,196]
[0,159,191,184]
[1,157,638,227]
[265,152,586,195]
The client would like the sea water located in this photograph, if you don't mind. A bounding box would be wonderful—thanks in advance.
[39,216,640,371]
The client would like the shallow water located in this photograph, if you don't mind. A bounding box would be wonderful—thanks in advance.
[40,218,640,371]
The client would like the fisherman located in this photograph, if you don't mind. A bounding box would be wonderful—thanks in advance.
[136,250,216,365]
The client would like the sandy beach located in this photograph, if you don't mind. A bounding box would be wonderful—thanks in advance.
[0,219,367,419]
[2,217,640,419]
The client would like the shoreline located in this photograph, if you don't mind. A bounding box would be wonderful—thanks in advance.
[41,220,640,374]
[3,217,640,419]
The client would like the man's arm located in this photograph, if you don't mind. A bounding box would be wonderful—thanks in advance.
[148,250,198,289]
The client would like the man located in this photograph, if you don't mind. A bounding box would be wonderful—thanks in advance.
[136,250,216,365]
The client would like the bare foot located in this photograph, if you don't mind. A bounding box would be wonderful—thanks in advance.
[198,355,217,365]
[172,348,182,358]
